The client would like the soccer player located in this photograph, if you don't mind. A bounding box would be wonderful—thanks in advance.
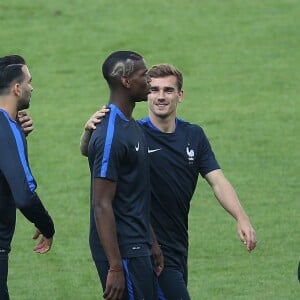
[80,64,256,300]
[0,55,55,300]
[88,51,158,300]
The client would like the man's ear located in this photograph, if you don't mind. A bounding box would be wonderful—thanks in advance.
[121,76,130,88]
[178,90,184,103]
[12,82,21,97]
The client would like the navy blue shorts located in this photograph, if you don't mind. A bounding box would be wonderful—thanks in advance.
[157,249,190,300]
[94,256,158,300]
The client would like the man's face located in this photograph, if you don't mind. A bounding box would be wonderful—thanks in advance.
[128,59,151,102]
[17,65,33,111]
[147,75,183,119]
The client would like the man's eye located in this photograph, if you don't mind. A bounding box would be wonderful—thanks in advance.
[165,89,173,93]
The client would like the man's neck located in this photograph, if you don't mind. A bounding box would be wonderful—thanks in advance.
[148,113,176,133]
[109,93,135,120]
[0,99,17,120]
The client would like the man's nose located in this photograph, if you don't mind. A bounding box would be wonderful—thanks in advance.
[157,90,165,99]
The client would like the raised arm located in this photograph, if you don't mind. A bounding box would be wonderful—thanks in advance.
[80,129,93,157]
[80,106,110,156]
[205,169,256,252]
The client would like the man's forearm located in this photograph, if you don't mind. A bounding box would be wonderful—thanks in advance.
[206,169,249,221]
[213,179,249,221]
[80,129,92,157]
[205,169,256,251]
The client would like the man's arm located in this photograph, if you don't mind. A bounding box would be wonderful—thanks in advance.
[80,129,93,157]
[150,225,164,276]
[0,122,54,252]
[92,177,125,299]
[80,107,110,156]
[205,169,256,252]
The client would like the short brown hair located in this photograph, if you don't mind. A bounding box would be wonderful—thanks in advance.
[147,64,183,91]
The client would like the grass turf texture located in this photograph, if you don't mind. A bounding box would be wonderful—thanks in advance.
[1,0,299,299]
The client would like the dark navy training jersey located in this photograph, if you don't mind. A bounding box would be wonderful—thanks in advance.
[88,104,151,261]
[138,117,220,257]
[0,109,54,252]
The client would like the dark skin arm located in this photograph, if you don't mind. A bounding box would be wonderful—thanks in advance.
[92,178,125,300]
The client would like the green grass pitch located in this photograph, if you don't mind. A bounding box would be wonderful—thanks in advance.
[1,0,299,299]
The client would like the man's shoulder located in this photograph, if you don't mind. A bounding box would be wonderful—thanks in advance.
[94,111,124,132]
[0,109,10,124]
[136,117,157,132]
[137,117,148,126]
[176,118,205,132]
[0,110,19,139]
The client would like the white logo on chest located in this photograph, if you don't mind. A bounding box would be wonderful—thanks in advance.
[147,148,161,153]
[135,142,140,152]
[186,145,194,163]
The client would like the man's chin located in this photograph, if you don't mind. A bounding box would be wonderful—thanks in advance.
[155,107,168,114]
[18,103,30,111]
[153,110,168,118]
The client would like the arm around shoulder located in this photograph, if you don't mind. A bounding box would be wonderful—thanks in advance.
[80,129,92,156]
[79,107,110,156]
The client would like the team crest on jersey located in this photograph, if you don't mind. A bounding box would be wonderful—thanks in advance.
[186,144,194,164]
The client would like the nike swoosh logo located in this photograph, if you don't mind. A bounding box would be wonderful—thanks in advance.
[148,148,161,153]
[135,142,140,151]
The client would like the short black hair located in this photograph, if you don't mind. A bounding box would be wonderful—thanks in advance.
[0,55,26,95]
[102,50,143,84]
[0,54,26,68]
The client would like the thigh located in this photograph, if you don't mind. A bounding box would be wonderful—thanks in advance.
[123,256,158,300]
[0,250,9,300]
[158,267,190,300]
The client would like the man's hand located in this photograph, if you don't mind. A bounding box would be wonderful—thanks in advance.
[152,242,164,276]
[80,106,110,156]
[237,217,257,252]
[84,105,110,130]
[103,270,125,300]
[32,229,53,254]
[17,111,34,136]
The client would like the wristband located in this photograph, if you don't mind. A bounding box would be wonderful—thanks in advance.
[108,267,123,273]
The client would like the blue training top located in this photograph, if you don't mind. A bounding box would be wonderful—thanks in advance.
[0,109,54,252]
[88,104,151,261]
[138,116,220,257]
